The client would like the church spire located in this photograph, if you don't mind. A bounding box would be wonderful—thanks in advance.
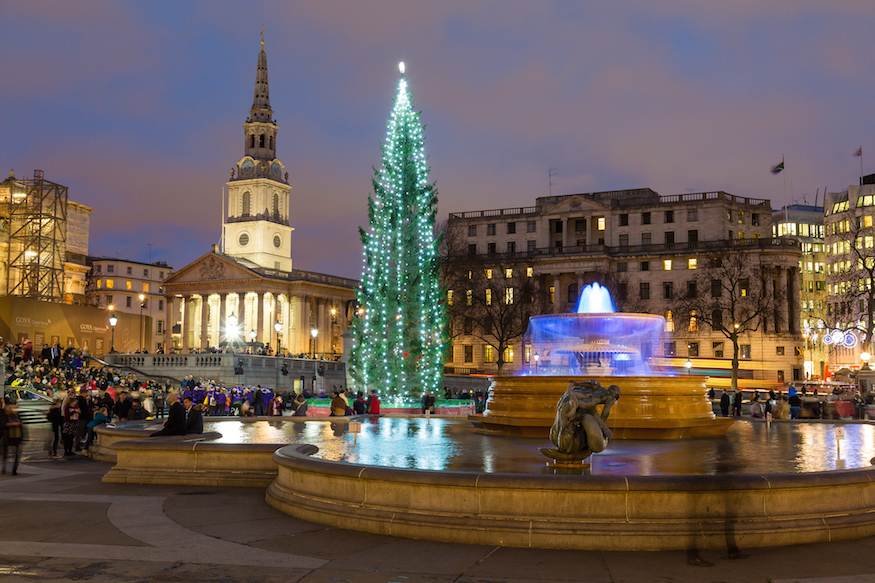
[250,26,272,123]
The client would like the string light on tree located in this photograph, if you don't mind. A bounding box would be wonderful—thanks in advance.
[349,62,447,400]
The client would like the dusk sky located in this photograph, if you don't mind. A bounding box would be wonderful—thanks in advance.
[3,1,875,280]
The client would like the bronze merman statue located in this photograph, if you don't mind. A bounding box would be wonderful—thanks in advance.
[540,380,620,463]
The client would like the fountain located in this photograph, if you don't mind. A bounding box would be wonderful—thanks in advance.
[96,284,875,551]
[469,283,734,439]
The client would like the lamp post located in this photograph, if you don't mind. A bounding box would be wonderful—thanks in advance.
[310,327,318,359]
[274,320,282,356]
[138,293,146,352]
[533,352,539,375]
[862,351,871,371]
[109,310,117,353]
[685,358,692,376]
[249,329,256,350]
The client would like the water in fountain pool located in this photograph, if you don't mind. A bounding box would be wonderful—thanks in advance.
[203,417,875,476]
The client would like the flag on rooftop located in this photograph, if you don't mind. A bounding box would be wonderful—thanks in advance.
[770,160,785,174]
[854,147,862,157]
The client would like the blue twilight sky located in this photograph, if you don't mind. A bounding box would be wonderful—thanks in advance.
[2,1,875,280]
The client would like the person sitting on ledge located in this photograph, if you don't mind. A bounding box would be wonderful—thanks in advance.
[330,391,346,416]
[150,393,186,436]
[183,396,203,435]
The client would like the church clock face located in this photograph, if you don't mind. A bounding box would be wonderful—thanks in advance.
[241,160,254,175]
[271,162,281,178]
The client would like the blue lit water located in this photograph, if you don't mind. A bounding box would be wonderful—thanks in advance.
[203,417,875,476]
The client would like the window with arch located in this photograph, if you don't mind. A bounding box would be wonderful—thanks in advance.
[269,135,274,150]
[688,310,699,332]
[664,310,674,332]
[259,134,265,148]
[272,193,279,219]
[242,192,251,217]
[249,134,255,149]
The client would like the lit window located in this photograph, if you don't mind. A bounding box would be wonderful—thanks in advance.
[597,217,605,231]
[106,280,114,289]
[526,267,534,277]
[504,345,514,363]
[689,310,699,332]
[143,283,149,292]
[96,280,102,289]
[549,286,555,303]
[664,311,674,332]
[688,258,697,270]
[485,289,492,305]
[866,216,874,228]
[664,259,672,271]
[505,268,513,279]
[504,287,514,304]
[447,290,453,306]
[485,269,493,279]
[484,345,494,363]
[466,290,472,306]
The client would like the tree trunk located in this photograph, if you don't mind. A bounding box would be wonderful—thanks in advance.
[731,334,740,393]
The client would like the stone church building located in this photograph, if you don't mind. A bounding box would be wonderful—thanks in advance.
[161,38,357,356]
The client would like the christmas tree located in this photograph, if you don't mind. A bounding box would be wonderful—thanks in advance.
[349,63,447,400]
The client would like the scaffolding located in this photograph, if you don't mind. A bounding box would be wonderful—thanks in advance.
[0,169,68,301]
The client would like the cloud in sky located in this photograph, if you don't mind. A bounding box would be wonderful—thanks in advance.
[2,1,875,279]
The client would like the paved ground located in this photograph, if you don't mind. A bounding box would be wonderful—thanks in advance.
[1,427,875,582]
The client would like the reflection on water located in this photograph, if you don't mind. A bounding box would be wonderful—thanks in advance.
[204,418,875,476]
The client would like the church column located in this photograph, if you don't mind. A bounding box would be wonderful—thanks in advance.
[164,296,172,352]
[552,274,561,314]
[317,299,327,356]
[562,218,569,249]
[256,292,265,347]
[182,295,191,354]
[200,294,209,349]
[239,292,248,338]
[218,293,227,347]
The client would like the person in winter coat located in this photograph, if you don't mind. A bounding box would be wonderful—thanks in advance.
[1,403,24,475]
[45,398,63,457]
[84,406,111,454]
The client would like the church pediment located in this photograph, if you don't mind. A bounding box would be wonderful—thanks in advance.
[163,252,260,286]
[541,195,609,215]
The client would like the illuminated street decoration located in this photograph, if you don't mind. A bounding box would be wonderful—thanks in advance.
[821,328,859,348]
[349,63,447,399]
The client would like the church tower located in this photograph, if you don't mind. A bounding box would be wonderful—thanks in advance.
[224,33,293,272]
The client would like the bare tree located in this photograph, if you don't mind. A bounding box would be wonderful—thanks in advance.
[673,245,779,392]
[442,223,542,374]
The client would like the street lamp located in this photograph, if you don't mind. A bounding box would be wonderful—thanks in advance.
[862,351,871,371]
[685,358,693,376]
[249,329,256,346]
[310,327,318,359]
[274,320,282,356]
[533,352,540,375]
[108,310,118,353]
[138,293,146,352]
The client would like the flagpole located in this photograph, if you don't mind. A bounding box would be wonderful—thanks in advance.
[861,146,864,185]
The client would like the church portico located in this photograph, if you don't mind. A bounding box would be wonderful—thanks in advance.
[162,252,355,357]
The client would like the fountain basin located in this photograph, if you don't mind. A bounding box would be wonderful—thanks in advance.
[472,375,733,439]
[267,441,875,551]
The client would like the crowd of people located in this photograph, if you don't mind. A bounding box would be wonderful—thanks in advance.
[716,385,873,420]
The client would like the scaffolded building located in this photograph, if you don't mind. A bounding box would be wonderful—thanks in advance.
[0,169,68,302]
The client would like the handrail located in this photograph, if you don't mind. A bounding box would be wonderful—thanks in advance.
[85,355,182,385]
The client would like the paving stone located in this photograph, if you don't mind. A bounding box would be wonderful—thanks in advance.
[464,547,612,582]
